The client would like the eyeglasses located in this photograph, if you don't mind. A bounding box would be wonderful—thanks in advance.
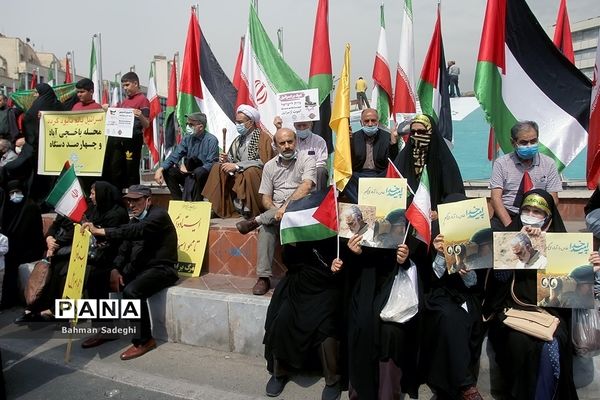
[410,129,429,135]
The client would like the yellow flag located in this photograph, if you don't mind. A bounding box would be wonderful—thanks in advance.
[330,43,352,192]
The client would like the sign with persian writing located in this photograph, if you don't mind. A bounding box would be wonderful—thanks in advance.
[168,201,211,277]
[358,178,407,218]
[276,88,320,126]
[105,107,134,138]
[38,110,106,175]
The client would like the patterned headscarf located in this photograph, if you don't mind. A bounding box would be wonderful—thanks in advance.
[409,114,433,177]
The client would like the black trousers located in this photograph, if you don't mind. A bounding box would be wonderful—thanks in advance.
[103,135,143,191]
[122,266,178,345]
[163,165,209,201]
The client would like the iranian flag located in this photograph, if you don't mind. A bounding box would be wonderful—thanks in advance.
[164,55,178,151]
[280,187,337,245]
[64,56,72,84]
[417,5,453,143]
[236,3,307,133]
[46,162,88,223]
[586,42,600,189]
[145,63,161,166]
[89,38,100,103]
[308,0,334,154]
[553,0,574,64]
[474,0,591,172]
[177,8,237,150]
[48,63,55,86]
[371,3,393,126]
[393,0,417,118]
[405,168,431,246]
[110,84,119,107]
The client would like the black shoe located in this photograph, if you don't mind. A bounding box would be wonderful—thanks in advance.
[266,375,289,397]
[322,382,342,400]
[14,312,41,324]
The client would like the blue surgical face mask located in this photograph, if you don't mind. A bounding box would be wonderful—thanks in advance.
[296,129,311,140]
[516,144,538,160]
[280,150,297,161]
[363,125,379,136]
[133,199,150,220]
[236,123,249,135]
[9,192,24,203]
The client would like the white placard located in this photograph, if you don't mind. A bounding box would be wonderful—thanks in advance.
[276,88,320,126]
[104,107,134,138]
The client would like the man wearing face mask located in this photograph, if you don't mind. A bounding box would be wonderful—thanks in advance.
[202,104,274,218]
[82,185,179,359]
[342,108,399,203]
[154,112,219,201]
[236,128,316,295]
[292,120,328,190]
[490,121,562,230]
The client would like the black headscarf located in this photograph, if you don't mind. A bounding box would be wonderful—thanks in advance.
[23,83,64,148]
[86,181,126,226]
[394,114,464,211]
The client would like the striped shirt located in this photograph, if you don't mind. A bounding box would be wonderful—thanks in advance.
[489,152,562,214]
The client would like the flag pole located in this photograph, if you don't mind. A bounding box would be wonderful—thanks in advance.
[402,222,411,244]
[333,185,340,259]
[95,33,104,103]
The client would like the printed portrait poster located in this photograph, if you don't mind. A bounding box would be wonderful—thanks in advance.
[493,231,547,270]
[276,88,320,126]
[38,110,107,175]
[536,233,595,309]
[437,198,492,273]
[338,202,405,249]
[168,201,211,277]
[358,178,407,218]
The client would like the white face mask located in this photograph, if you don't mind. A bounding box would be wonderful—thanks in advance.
[520,214,545,228]
[9,192,24,203]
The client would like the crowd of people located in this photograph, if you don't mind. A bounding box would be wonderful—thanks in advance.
[0,74,599,400]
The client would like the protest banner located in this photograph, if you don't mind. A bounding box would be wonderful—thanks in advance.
[168,201,211,277]
[38,110,106,175]
[276,88,320,126]
[62,224,91,304]
[358,178,407,218]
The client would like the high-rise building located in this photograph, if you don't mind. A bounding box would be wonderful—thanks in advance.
[572,16,599,79]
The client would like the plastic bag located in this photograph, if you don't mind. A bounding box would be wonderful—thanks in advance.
[380,262,419,323]
[572,299,600,357]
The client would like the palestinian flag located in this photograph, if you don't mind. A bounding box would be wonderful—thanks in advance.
[164,55,178,151]
[308,0,333,154]
[417,5,452,143]
[46,162,88,223]
[89,37,101,104]
[553,0,574,64]
[145,62,161,166]
[393,0,417,118]
[371,4,393,126]
[236,3,306,133]
[385,158,402,179]
[586,42,600,189]
[405,168,431,247]
[474,0,591,172]
[177,8,238,150]
[280,187,337,245]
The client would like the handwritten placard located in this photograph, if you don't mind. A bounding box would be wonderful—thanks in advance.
[168,201,211,277]
[38,110,107,175]
[276,88,320,126]
[105,107,134,138]
[62,224,91,304]
[358,178,407,218]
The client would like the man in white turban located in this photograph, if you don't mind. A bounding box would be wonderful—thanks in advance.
[202,104,275,218]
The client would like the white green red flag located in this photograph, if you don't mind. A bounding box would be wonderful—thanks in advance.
[371,3,393,126]
[46,162,88,223]
[89,38,100,103]
[280,187,337,245]
[416,5,453,143]
[164,55,178,151]
[393,0,416,118]
[475,0,591,173]
[405,168,431,246]
[145,63,161,166]
[236,3,307,133]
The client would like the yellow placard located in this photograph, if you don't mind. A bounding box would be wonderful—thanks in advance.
[438,198,492,273]
[168,201,212,277]
[62,224,91,301]
[545,233,593,274]
[358,178,407,218]
[39,110,107,176]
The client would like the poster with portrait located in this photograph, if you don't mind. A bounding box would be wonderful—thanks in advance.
[536,233,595,309]
[358,178,407,218]
[437,198,492,273]
[338,202,406,249]
[493,231,547,270]
[168,201,212,277]
[38,110,106,175]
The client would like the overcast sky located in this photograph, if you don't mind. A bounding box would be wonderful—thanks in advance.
[2,1,598,93]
